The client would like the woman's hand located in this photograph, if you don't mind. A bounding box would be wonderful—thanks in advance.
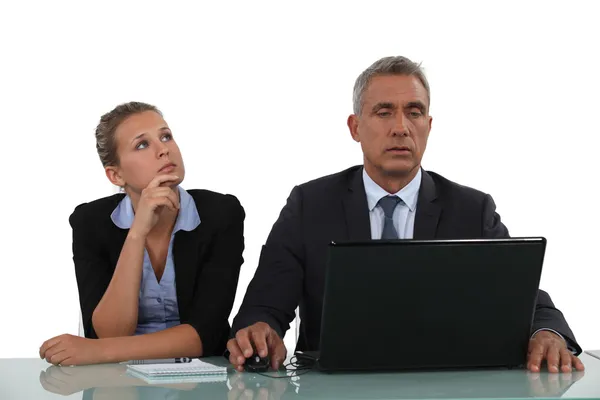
[129,174,180,238]
[39,334,107,366]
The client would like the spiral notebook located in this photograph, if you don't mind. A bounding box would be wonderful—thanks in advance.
[127,369,227,384]
[127,358,227,381]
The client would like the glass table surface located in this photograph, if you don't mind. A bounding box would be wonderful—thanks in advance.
[1,352,599,400]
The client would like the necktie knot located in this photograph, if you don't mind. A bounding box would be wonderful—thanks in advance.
[378,195,402,219]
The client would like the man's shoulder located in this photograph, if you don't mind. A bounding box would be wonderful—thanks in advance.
[425,170,490,202]
[297,165,362,193]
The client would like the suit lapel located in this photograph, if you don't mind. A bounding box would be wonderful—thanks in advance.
[342,166,372,241]
[414,170,441,239]
[173,226,209,316]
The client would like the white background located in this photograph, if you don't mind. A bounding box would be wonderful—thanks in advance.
[1,1,598,358]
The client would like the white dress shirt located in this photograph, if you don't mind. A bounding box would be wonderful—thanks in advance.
[362,167,422,239]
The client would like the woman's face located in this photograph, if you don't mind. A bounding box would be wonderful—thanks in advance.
[106,111,185,193]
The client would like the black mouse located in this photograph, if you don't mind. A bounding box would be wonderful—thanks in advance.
[244,354,270,372]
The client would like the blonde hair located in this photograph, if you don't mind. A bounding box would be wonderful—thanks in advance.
[95,101,162,167]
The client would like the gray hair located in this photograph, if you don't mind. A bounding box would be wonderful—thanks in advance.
[352,56,430,115]
[95,101,162,167]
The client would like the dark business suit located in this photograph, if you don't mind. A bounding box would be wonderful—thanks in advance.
[232,166,581,354]
[70,189,245,356]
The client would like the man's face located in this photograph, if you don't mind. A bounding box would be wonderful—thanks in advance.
[348,74,432,178]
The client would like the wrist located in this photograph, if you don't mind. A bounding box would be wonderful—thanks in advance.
[127,228,147,242]
[95,338,115,364]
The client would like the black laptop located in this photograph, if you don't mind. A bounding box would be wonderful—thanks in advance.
[311,238,546,372]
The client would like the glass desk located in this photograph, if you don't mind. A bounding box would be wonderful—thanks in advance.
[1,352,599,399]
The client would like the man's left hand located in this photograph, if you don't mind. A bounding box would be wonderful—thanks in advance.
[528,330,585,373]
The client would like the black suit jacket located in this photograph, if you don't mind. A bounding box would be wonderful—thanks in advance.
[70,189,245,356]
[232,166,581,354]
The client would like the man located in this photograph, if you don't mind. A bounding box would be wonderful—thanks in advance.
[228,56,584,374]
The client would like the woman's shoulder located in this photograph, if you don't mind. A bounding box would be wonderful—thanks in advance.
[69,193,126,229]
[185,189,245,222]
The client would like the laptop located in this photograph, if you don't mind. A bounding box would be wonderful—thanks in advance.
[311,238,546,372]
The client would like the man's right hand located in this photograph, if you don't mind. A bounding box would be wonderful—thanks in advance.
[227,322,287,372]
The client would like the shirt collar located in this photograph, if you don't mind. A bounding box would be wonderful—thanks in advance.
[362,167,422,212]
[111,186,200,232]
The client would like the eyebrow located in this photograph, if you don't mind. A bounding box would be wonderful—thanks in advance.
[406,101,427,114]
[131,132,147,143]
[372,102,397,113]
[130,127,171,144]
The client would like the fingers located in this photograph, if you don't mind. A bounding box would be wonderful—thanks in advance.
[227,339,246,372]
[235,330,255,359]
[251,329,269,358]
[267,331,287,370]
[545,344,561,373]
[56,356,75,367]
[559,348,573,372]
[165,189,180,209]
[230,323,274,371]
[572,354,585,371]
[40,336,63,359]
[143,187,179,210]
[528,334,582,374]
[147,174,180,189]
[47,348,69,365]
[151,196,179,212]
[527,340,545,372]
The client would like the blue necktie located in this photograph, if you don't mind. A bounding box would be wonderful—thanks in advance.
[378,195,402,239]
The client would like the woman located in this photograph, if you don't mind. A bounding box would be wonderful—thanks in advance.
[39,102,245,365]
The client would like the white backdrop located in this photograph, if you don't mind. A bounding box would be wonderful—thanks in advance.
[1,0,598,358]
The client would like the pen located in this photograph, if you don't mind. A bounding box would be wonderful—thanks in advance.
[127,357,193,365]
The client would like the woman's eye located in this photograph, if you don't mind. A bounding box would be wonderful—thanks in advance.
[161,134,172,142]
[135,140,149,150]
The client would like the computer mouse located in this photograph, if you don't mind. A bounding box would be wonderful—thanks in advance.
[244,354,270,373]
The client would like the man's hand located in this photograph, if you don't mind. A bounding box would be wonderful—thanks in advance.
[527,330,585,373]
[39,334,107,366]
[227,322,287,372]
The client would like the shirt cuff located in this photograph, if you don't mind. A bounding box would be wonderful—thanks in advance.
[532,328,576,354]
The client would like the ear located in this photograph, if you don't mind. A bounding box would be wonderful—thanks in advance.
[105,166,125,188]
[426,114,433,139]
[347,114,361,143]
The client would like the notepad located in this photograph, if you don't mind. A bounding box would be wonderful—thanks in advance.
[127,368,227,384]
[127,358,227,379]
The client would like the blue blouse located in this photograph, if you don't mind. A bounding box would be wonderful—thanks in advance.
[110,186,201,335]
